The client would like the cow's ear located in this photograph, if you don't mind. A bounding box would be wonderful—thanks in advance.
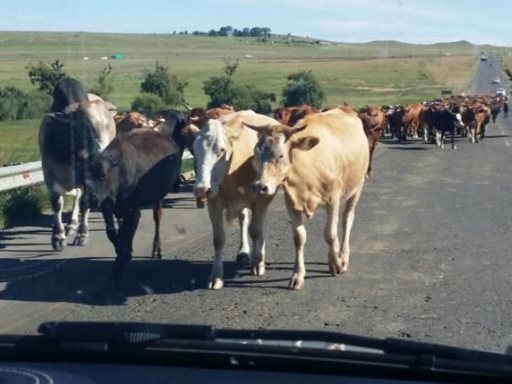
[290,136,319,151]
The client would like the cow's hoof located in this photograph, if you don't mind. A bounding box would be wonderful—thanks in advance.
[208,278,224,290]
[236,252,250,265]
[65,225,77,237]
[288,274,305,290]
[51,237,66,252]
[328,261,342,276]
[151,252,162,260]
[252,262,265,276]
[73,235,89,246]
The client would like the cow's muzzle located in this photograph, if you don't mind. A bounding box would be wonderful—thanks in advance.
[252,181,273,195]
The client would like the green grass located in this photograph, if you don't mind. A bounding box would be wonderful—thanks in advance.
[0,119,40,165]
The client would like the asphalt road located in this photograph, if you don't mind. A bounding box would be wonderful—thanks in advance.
[1,56,511,354]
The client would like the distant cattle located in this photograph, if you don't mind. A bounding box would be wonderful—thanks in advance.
[88,129,180,278]
[39,77,116,251]
[462,103,490,143]
[192,110,280,289]
[246,109,369,289]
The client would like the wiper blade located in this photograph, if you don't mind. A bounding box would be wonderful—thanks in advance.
[36,321,512,364]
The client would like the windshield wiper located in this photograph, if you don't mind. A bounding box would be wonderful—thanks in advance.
[1,321,512,381]
[34,321,512,364]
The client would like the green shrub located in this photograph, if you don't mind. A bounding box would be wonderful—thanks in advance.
[131,93,166,115]
[281,70,325,108]
[0,186,48,228]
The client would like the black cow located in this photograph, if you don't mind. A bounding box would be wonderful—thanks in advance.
[89,129,180,279]
[430,107,463,150]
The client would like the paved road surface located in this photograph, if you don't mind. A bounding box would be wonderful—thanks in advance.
[1,56,511,353]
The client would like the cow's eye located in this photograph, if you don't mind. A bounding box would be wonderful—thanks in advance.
[217,148,225,157]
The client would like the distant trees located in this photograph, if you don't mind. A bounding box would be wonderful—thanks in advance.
[203,59,275,114]
[88,64,114,99]
[25,59,66,95]
[281,70,325,108]
[139,62,188,107]
[192,26,271,38]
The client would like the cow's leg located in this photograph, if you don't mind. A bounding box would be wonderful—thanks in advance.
[102,206,118,250]
[366,144,375,178]
[207,199,225,289]
[412,122,419,139]
[112,209,141,279]
[50,193,66,251]
[451,128,456,150]
[65,188,81,237]
[151,200,163,259]
[236,207,251,265]
[475,124,480,143]
[435,129,442,148]
[250,198,272,276]
[340,188,363,273]
[286,201,306,290]
[73,190,90,246]
[325,193,342,276]
[73,208,90,246]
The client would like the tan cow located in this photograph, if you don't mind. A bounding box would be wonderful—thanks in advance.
[245,109,369,290]
[192,110,281,289]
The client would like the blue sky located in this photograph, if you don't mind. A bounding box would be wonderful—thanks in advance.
[0,0,509,46]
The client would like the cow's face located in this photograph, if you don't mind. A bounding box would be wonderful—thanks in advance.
[246,124,318,196]
[86,151,121,208]
[193,120,230,201]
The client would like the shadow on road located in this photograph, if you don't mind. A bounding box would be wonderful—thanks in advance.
[0,256,245,306]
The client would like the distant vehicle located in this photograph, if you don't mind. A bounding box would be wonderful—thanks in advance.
[480,55,488,61]
[441,89,452,96]
[496,88,507,96]
[492,77,501,84]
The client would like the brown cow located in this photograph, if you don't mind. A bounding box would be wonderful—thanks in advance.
[358,105,386,177]
[246,109,369,290]
[402,103,424,139]
[274,104,319,126]
[114,111,164,135]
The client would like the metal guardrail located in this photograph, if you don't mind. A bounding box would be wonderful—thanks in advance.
[0,151,194,193]
[0,161,44,192]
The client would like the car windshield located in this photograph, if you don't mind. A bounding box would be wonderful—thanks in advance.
[0,0,511,360]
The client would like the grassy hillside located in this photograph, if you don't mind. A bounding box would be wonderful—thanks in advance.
[0,32,491,110]
[1,31,509,164]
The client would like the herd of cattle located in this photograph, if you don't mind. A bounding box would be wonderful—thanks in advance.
[38,77,508,289]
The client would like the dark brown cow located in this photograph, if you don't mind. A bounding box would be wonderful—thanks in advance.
[358,105,386,177]
[88,129,181,278]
